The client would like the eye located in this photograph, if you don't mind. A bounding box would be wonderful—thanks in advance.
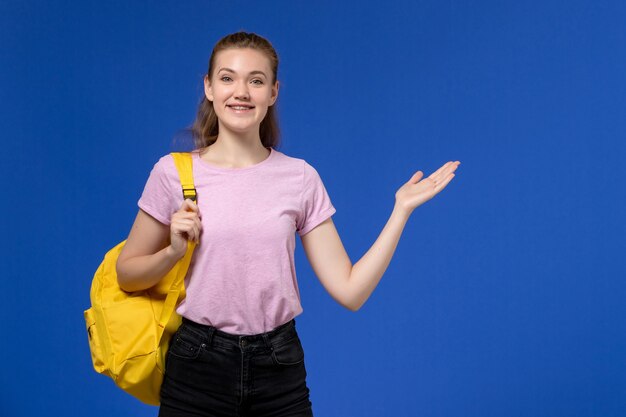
[251,79,264,85]
[220,76,232,82]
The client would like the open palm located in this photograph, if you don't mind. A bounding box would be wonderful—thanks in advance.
[395,161,460,215]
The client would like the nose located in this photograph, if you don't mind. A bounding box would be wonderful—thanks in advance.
[234,80,250,100]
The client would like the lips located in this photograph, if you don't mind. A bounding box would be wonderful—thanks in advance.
[227,104,255,110]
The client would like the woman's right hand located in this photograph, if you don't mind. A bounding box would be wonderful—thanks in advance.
[169,198,202,259]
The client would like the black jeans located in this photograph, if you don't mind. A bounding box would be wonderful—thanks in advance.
[158,317,314,417]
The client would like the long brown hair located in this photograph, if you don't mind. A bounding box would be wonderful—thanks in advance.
[191,31,281,150]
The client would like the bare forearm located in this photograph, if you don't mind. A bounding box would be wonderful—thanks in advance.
[346,203,410,310]
[116,246,182,292]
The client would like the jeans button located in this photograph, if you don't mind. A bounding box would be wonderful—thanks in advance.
[240,339,247,348]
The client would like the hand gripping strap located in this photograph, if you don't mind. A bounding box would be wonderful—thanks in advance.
[156,152,196,339]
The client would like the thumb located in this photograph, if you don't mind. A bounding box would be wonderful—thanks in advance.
[409,171,424,184]
[180,198,197,212]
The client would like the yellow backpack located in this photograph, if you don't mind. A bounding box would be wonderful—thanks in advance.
[84,152,197,406]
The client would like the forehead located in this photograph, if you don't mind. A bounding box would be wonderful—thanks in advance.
[214,48,272,75]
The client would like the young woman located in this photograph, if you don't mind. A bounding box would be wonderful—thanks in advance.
[116,31,460,417]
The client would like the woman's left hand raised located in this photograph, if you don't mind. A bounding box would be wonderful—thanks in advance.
[395,161,461,216]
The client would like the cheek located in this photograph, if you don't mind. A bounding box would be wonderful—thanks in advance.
[255,94,271,109]
[255,90,274,105]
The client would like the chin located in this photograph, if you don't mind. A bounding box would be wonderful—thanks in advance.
[220,122,261,135]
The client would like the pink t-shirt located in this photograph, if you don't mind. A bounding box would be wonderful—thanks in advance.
[137,147,336,335]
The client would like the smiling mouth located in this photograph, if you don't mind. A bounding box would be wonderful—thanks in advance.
[227,105,255,110]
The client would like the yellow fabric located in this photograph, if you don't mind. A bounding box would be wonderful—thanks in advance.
[84,152,196,406]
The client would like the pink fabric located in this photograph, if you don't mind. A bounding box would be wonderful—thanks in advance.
[137,147,336,335]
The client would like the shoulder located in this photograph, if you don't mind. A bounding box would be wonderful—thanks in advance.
[271,148,317,175]
[147,153,180,183]
[153,153,176,168]
[271,150,330,190]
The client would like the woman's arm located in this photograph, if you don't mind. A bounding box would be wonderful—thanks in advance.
[301,160,460,311]
[116,199,202,292]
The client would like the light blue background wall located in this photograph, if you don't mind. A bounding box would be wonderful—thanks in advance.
[1,1,625,416]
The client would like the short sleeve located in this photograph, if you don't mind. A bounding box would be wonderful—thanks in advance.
[297,161,336,236]
[137,156,180,225]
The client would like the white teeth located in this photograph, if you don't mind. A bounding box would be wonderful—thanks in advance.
[230,106,252,110]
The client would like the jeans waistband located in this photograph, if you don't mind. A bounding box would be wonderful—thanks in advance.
[181,317,297,349]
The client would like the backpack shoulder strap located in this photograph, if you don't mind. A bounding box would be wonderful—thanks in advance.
[170,152,196,203]
[155,152,197,337]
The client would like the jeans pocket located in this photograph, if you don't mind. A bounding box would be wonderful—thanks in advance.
[271,336,305,366]
[167,325,204,360]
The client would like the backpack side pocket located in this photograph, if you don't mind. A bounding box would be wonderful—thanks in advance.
[84,307,106,373]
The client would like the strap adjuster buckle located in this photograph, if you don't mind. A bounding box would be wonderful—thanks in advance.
[182,187,197,202]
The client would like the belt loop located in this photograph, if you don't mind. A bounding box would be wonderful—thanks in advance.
[206,326,215,347]
[262,333,273,350]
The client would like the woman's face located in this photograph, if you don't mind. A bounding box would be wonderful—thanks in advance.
[205,48,279,137]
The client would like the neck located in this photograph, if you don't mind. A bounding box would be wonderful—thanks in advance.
[202,130,270,167]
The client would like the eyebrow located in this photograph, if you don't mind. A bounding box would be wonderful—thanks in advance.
[218,67,268,78]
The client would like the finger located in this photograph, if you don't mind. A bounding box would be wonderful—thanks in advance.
[437,160,460,176]
[192,216,202,241]
[186,199,199,212]
[431,161,459,183]
[175,207,202,220]
[434,173,455,192]
[194,218,202,242]
[429,161,453,179]
[442,161,460,179]
[195,224,201,243]
[409,171,424,184]
[187,224,196,240]
[173,218,195,235]
[445,161,460,174]
[186,200,201,220]
[181,198,199,212]
[187,217,201,238]
[177,211,200,220]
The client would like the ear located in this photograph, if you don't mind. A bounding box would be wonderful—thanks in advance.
[269,80,279,106]
[204,75,214,102]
